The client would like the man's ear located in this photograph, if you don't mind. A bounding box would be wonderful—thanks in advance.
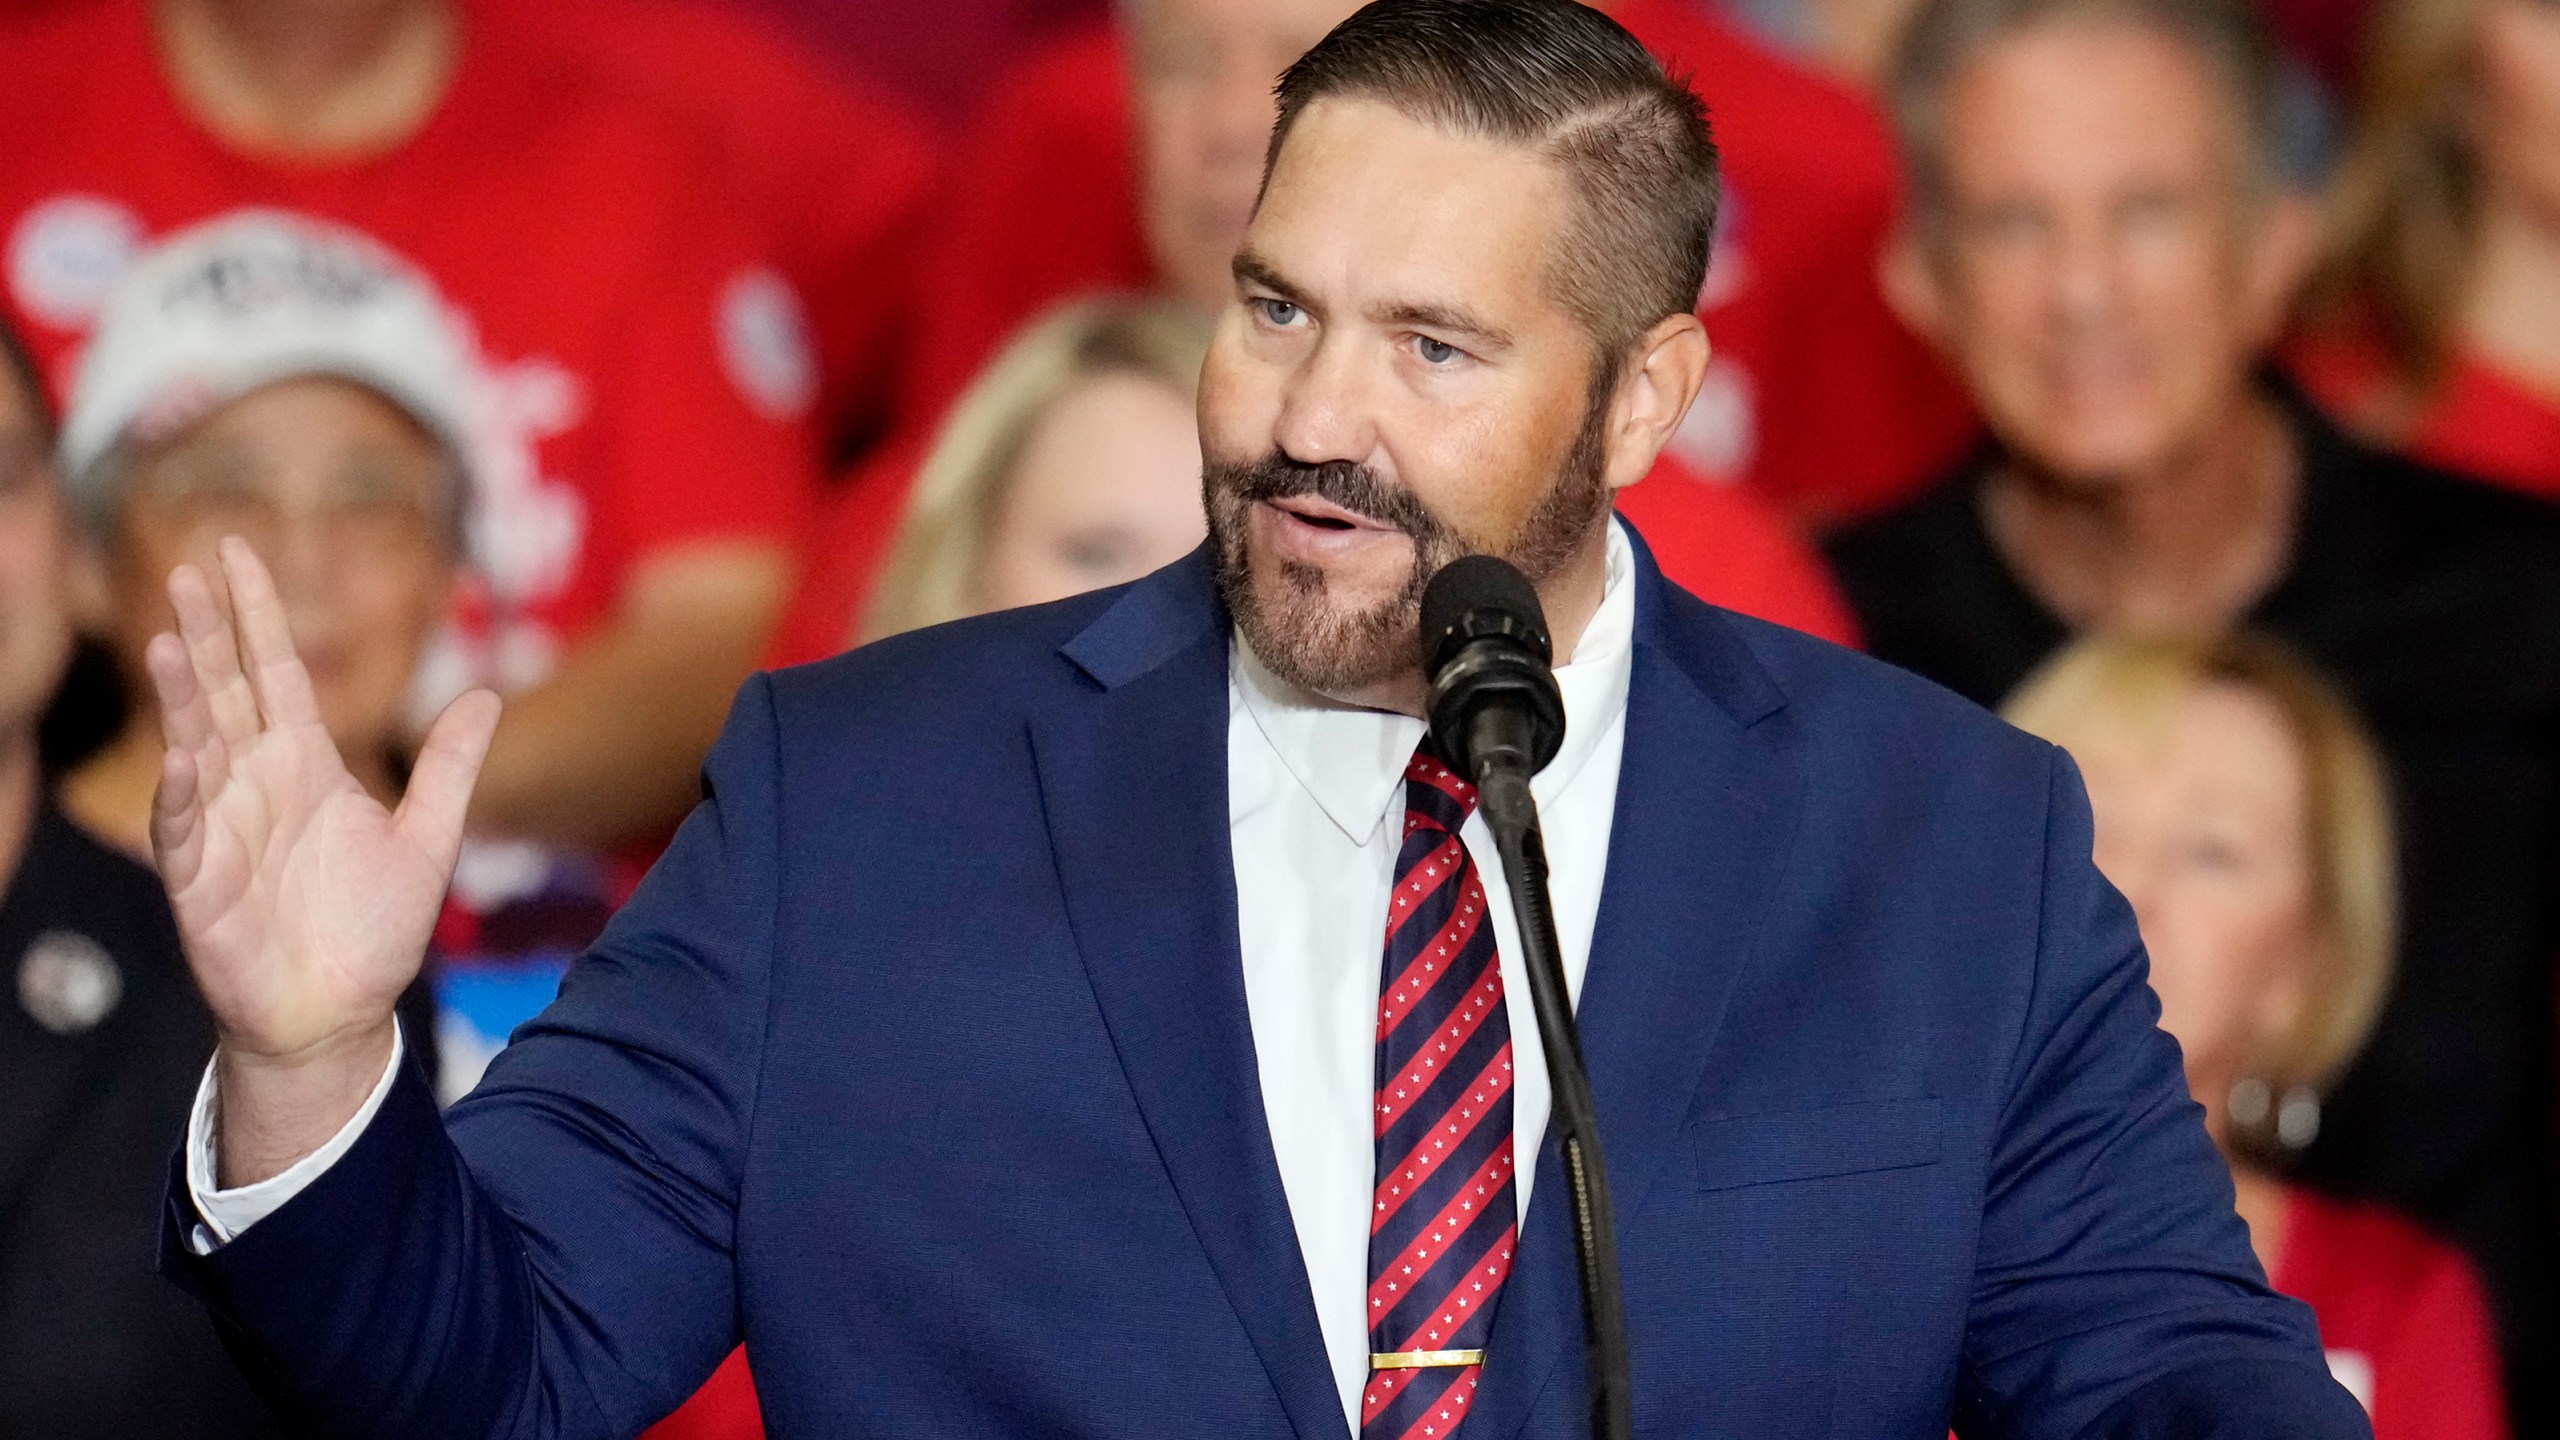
[1601,312,1710,493]
[1879,220,1950,355]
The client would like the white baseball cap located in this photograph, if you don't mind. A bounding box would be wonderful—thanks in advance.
[57,208,476,523]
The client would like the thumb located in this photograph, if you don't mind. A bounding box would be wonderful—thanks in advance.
[394,688,503,869]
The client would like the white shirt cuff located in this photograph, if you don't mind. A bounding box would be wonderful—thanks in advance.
[183,1027,406,1255]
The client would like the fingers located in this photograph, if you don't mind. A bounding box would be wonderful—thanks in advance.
[169,559,264,749]
[394,688,503,870]
[217,537,322,730]
[146,631,206,749]
[152,743,206,891]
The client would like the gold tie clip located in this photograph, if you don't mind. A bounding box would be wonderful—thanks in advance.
[1370,1349,1486,1371]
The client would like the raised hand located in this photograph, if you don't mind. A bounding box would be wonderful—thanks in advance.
[149,538,500,1183]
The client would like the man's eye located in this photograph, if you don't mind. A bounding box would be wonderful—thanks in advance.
[1415,335,1460,365]
[1254,298,1302,327]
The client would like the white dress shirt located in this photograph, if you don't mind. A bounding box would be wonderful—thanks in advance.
[188,521,1639,1434]
[1230,520,1633,1423]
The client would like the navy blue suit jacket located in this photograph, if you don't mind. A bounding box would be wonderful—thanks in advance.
[165,533,2369,1439]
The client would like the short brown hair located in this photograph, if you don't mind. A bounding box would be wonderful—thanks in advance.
[2004,632,2397,1099]
[1266,0,1720,367]
[1889,0,2284,223]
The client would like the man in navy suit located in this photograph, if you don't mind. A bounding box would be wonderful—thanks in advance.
[145,1,2367,1435]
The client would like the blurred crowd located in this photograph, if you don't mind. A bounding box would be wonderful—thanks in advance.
[0,0,2551,1437]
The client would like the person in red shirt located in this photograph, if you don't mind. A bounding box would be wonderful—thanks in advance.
[0,9,865,1433]
[2290,0,2560,500]
[2007,633,2509,1440]
[0,35,821,1439]
[503,0,942,464]
[0,0,816,853]
[901,0,1970,529]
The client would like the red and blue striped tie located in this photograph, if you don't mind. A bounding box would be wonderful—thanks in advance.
[1359,746,1518,1440]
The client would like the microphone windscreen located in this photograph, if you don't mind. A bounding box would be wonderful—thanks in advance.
[1420,554,1551,674]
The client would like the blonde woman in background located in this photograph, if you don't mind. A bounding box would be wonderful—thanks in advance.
[2007,633,2506,1439]
[862,297,1214,643]
[2288,0,2560,499]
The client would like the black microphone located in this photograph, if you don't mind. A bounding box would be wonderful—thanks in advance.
[1421,554,1567,787]
[1419,556,1632,1440]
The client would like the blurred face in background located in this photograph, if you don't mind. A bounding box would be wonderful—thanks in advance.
[0,367,72,744]
[2471,0,2560,220]
[2075,682,2320,1142]
[1892,19,2306,485]
[1125,0,1361,310]
[106,376,456,766]
[969,370,1208,612]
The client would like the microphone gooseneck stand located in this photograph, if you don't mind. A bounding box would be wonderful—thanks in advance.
[1421,554,1633,1440]
[1474,767,1632,1440]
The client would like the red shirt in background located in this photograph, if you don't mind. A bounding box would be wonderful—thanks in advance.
[647,1348,764,1440]
[2287,328,2560,503]
[2274,1185,2509,1440]
[0,0,817,681]
[1613,455,1861,645]
[0,14,825,1432]
[714,0,1108,128]
[511,0,941,462]
[895,26,1145,433]
[770,435,928,664]
[901,3,1971,528]
[2253,0,2374,99]
[1611,0,1974,523]
[0,4,822,1314]
[772,445,1859,668]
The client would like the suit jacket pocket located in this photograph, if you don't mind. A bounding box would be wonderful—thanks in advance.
[1691,1096,1943,1192]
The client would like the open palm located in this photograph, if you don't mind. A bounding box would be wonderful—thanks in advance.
[149,539,500,1063]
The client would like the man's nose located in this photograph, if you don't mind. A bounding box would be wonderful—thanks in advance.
[1270,332,1380,467]
[2047,217,2123,330]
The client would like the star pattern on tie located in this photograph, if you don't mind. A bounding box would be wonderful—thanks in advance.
[1361,747,1517,1440]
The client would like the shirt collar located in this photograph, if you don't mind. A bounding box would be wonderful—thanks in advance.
[1235,519,1638,843]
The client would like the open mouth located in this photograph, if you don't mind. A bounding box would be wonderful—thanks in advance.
[1267,495,1388,534]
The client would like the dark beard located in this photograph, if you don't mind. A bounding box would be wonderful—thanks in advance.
[1204,379,1614,698]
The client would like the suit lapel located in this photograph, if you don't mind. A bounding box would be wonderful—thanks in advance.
[1030,553,1353,1440]
[1472,549,1805,1439]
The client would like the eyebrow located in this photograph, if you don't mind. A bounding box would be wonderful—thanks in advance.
[1375,299,1513,353]
[1232,248,1517,353]
[1231,250,1309,306]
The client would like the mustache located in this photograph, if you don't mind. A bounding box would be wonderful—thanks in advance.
[1205,452,1452,543]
